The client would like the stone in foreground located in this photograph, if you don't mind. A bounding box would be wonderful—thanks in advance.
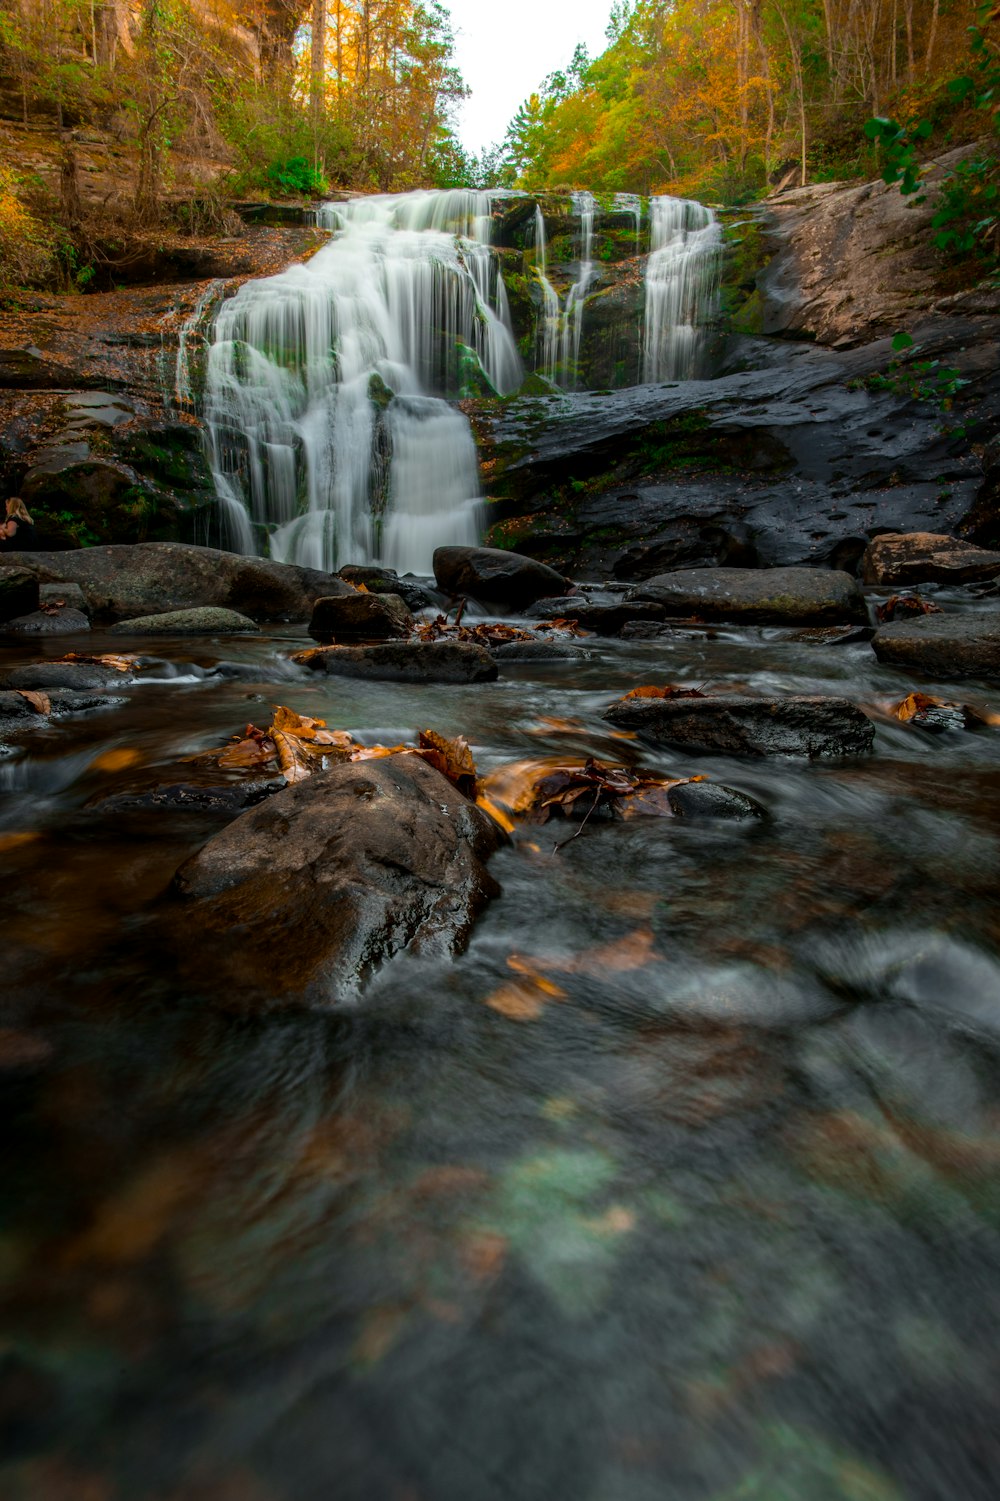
[862,532,1000,586]
[627,567,868,625]
[872,613,1000,679]
[109,607,259,635]
[0,567,39,622]
[296,641,498,684]
[434,545,571,610]
[308,591,413,642]
[173,755,502,1006]
[666,782,767,820]
[604,693,875,758]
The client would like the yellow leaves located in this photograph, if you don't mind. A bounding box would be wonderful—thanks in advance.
[475,756,696,834]
[417,728,477,795]
[15,689,50,715]
[89,748,143,773]
[621,683,706,701]
[485,927,662,1023]
[893,692,994,730]
[63,653,139,673]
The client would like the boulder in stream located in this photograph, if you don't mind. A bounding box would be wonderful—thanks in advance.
[295,641,498,684]
[108,607,259,635]
[626,567,868,626]
[308,592,414,642]
[434,546,571,610]
[0,568,39,623]
[1,608,91,636]
[603,693,875,757]
[872,613,1000,679]
[862,532,1000,586]
[173,755,502,1006]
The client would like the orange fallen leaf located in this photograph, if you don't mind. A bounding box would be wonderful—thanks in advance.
[16,689,50,715]
[510,926,662,979]
[418,729,477,794]
[62,653,139,673]
[90,748,144,773]
[484,982,547,1021]
[622,684,706,701]
[0,831,40,854]
[506,956,568,996]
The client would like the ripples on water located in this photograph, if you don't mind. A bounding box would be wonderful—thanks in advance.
[3,622,1000,1500]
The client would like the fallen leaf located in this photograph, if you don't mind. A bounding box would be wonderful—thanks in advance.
[511,926,663,978]
[62,653,139,673]
[476,756,694,833]
[0,831,40,853]
[622,684,706,701]
[484,982,547,1021]
[16,689,50,715]
[875,594,943,624]
[894,692,988,731]
[418,728,477,794]
[89,748,144,773]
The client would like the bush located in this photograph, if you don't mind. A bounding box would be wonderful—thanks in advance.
[0,167,56,292]
[265,157,329,196]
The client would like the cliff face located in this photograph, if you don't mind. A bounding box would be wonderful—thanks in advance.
[94,0,304,72]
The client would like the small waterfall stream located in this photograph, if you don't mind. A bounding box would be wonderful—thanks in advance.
[198,190,521,574]
[642,196,723,382]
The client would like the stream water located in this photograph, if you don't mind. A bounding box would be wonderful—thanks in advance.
[4,606,1000,1500]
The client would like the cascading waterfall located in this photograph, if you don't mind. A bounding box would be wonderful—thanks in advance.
[642,195,722,383]
[196,189,522,574]
[532,206,561,384]
[557,191,596,390]
[613,192,643,253]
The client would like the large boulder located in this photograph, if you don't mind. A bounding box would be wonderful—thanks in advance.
[308,592,413,643]
[862,532,1000,586]
[295,641,498,684]
[528,595,666,634]
[336,564,439,611]
[172,755,503,1006]
[603,693,875,758]
[433,546,571,610]
[872,613,1000,679]
[627,567,868,626]
[0,568,39,623]
[0,543,354,623]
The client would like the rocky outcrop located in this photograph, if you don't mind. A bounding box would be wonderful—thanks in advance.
[172,754,503,1007]
[0,542,353,623]
[434,546,571,610]
[295,641,499,684]
[604,693,875,758]
[861,532,1000,586]
[108,606,259,635]
[626,566,868,626]
[872,613,1000,679]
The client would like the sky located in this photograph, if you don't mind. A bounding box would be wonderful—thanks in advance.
[445,0,615,155]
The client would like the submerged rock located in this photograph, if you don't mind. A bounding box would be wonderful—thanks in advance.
[604,693,875,758]
[862,532,1000,586]
[490,639,579,662]
[666,781,768,820]
[872,613,1000,679]
[627,567,868,626]
[434,545,571,609]
[108,607,259,635]
[296,641,498,684]
[173,755,502,1006]
[0,568,39,622]
[0,543,353,623]
[308,591,413,642]
[528,596,665,633]
[0,662,126,692]
[0,688,125,734]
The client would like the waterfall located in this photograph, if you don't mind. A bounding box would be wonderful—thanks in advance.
[558,191,596,390]
[197,189,522,574]
[613,192,643,253]
[642,196,722,383]
[532,206,561,384]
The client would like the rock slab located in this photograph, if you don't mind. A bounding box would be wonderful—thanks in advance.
[308,592,413,643]
[173,755,502,1006]
[109,607,259,635]
[627,567,868,626]
[872,613,1000,679]
[297,641,498,684]
[604,693,875,758]
[862,532,1000,586]
[434,546,571,610]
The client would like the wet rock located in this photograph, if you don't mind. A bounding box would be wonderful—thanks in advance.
[0,662,125,692]
[108,607,259,635]
[38,582,89,615]
[296,641,498,684]
[786,624,876,645]
[872,613,1000,679]
[91,781,278,816]
[0,567,39,622]
[434,545,571,610]
[861,532,1000,586]
[308,591,413,643]
[1,608,91,636]
[666,781,768,820]
[173,755,502,1006]
[0,688,125,734]
[604,693,875,758]
[0,543,353,623]
[490,639,580,662]
[336,564,438,611]
[627,567,869,626]
[528,596,665,633]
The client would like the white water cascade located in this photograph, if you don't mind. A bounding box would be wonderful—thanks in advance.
[198,190,522,574]
[642,196,723,383]
[530,192,598,390]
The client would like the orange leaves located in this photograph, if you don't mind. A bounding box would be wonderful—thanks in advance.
[484,927,662,1022]
[63,653,140,673]
[89,748,144,773]
[893,692,994,731]
[476,755,695,835]
[621,684,706,701]
[875,594,943,624]
[417,729,477,796]
[15,690,50,715]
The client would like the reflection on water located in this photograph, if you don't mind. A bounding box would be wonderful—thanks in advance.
[3,624,1000,1500]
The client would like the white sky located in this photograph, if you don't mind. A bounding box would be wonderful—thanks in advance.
[446,0,615,155]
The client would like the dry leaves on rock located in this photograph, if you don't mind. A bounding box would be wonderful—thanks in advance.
[16,689,50,715]
[621,684,707,701]
[875,594,943,624]
[893,692,996,731]
[63,653,140,673]
[475,755,703,835]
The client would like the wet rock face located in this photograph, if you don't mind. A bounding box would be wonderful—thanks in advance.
[603,693,875,758]
[626,567,869,626]
[172,755,503,1007]
[108,607,260,635]
[861,532,1000,586]
[308,592,413,643]
[297,641,499,684]
[336,564,439,611]
[665,782,768,820]
[872,613,1000,680]
[434,546,571,610]
[0,543,353,623]
[0,568,39,622]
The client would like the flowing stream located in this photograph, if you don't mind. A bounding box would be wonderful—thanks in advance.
[3,608,1000,1499]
